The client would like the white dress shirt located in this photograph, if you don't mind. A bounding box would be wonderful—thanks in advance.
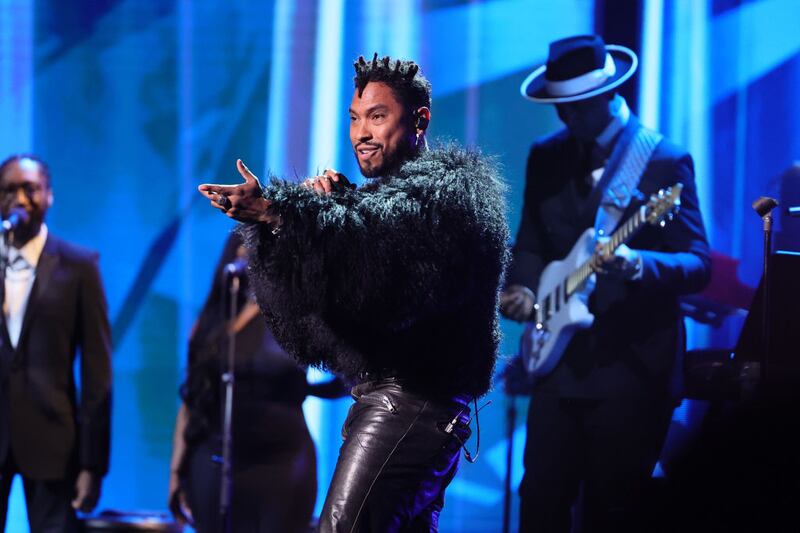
[3,224,48,348]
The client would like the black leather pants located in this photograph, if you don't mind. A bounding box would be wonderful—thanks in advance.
[318,379,471,533]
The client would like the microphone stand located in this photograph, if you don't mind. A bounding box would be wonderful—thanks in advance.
[219,265,242,533]
[752,196,778,384]
[502,393,516,533]
[0,227,11,272]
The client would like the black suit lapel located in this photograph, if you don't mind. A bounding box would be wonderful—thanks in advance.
[0,272,11,361]
[16,236,59,352]
[562,137,601,225]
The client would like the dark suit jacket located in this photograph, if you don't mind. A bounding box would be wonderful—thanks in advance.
[0,233,111,480]
[507,117,711,398]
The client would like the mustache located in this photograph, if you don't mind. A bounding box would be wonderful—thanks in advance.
[355,142,381,150]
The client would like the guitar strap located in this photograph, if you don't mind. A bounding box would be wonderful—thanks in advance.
[593,125,663,237]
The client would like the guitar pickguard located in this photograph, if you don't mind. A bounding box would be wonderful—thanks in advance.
[523,228,596,376]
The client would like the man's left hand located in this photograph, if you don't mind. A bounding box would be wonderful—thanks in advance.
[72,469,101,513]
[592,242,642,280]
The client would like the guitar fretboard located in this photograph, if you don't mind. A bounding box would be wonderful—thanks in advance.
[536,184,682,324]
[565,205,647,296]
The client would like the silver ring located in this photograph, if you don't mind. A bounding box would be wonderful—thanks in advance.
[217,194,231,211]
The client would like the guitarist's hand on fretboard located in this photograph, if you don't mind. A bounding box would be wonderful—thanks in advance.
[499,285,536,322]
[591,242,642,280]
[519,185,682,377]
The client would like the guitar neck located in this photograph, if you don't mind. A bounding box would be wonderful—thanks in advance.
[566,205,647,296]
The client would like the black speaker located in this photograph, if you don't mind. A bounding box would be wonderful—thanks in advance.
[775,163,800,252]
[735,250,800,387]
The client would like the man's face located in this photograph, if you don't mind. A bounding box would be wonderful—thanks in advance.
[349,82,416,178]
[555,93,614,141]
[0,158,51,243]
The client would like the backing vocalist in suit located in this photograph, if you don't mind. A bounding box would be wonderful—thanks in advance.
[0,155,112,532]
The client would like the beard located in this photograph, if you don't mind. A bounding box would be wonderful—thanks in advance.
[2,207,42,247]
[356,138,416,178]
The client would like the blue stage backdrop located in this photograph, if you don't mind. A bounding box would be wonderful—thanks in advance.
[0,0,798,531]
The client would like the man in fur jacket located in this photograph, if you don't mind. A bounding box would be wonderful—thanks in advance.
[199,54,508,532]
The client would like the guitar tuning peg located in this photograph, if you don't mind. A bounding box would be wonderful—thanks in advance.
[667,212,674,221]
[659,220,666,228]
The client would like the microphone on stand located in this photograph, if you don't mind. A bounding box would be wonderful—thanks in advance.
[224,257,248,278]
[1,207,29,234]
[220,253,247,533]
[752,196,778,218]
[1,208,29,271]
[751,196,779,384]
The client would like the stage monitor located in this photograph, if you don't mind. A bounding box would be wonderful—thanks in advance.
[735,251,800,386]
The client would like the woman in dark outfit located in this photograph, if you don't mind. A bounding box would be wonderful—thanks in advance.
[168,233,343,532]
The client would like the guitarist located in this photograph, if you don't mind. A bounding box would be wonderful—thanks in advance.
[500,35,711,533]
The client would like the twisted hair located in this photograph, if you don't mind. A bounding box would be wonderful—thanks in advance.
[353,53,431,112]
[0,154,51,188]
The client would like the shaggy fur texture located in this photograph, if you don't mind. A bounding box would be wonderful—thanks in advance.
[240,145,509,397]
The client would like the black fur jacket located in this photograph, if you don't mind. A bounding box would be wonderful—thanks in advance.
[240,145,509,397]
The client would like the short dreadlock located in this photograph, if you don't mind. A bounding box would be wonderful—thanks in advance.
[353,53,432,113]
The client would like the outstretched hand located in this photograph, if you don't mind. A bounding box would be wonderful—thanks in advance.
[198,159,280,226]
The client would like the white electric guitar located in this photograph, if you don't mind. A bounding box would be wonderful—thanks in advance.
[520,184,684,377]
